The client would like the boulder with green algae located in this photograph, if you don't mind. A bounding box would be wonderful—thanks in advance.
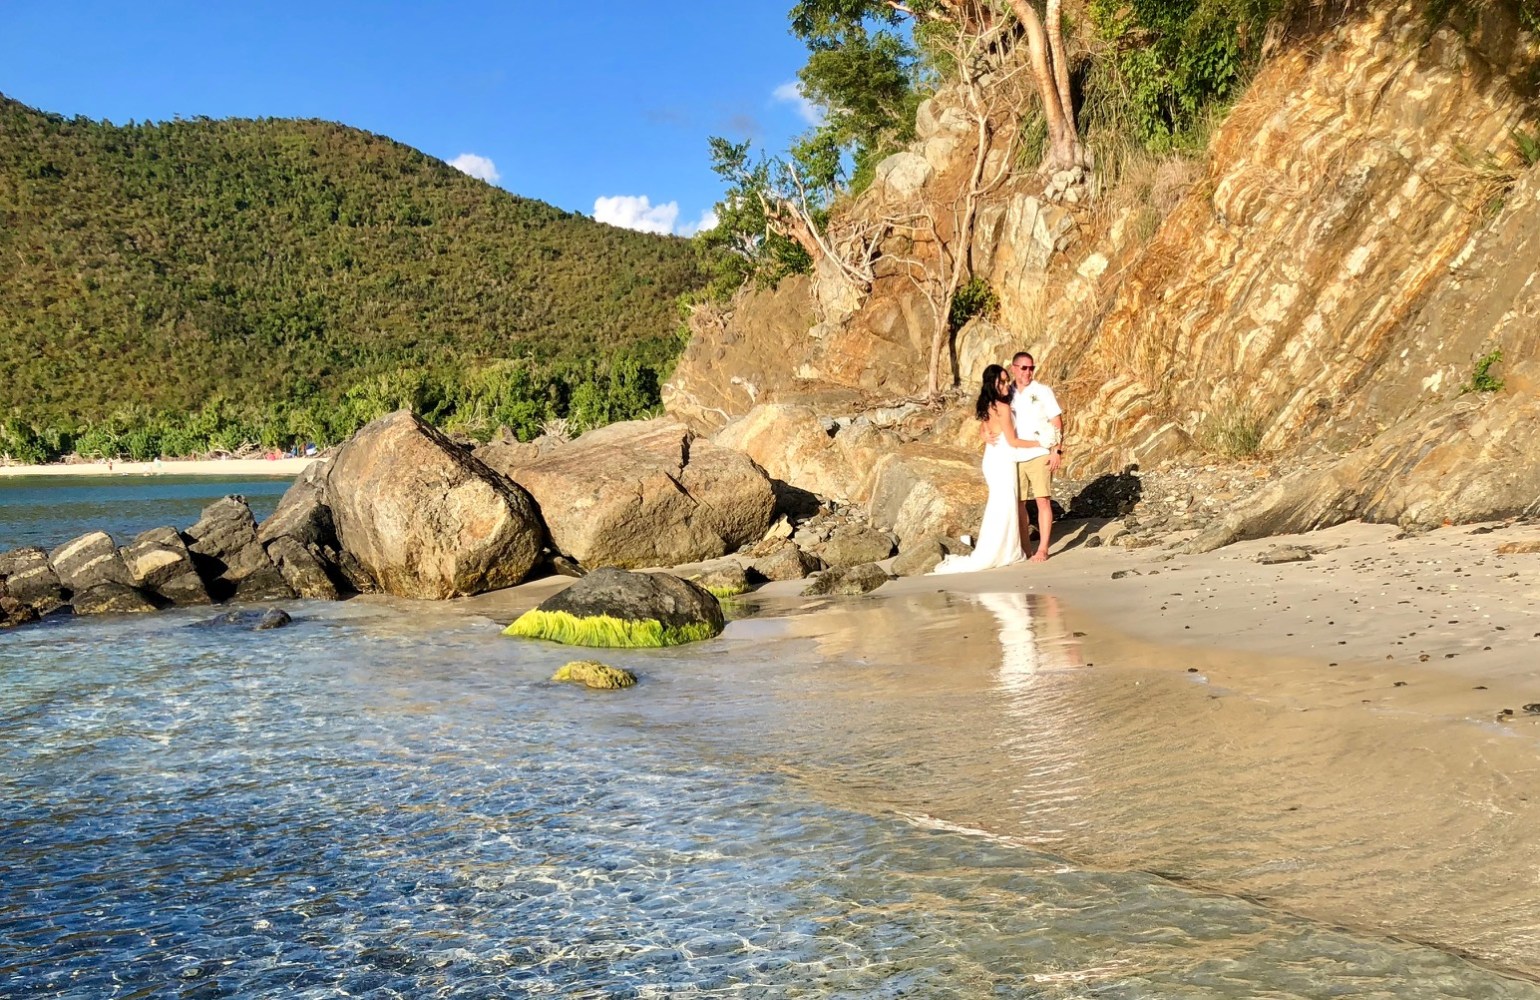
[504,566,724,648]
[552,661,637,689]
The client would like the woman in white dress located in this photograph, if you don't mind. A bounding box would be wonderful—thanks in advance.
[932,364,1049,574]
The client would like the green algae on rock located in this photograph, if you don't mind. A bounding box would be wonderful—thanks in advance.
[505,609,718,648]
[550,660,638,689]
[503,567,725,648]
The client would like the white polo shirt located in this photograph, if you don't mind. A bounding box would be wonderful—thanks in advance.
[1010,381,1061,449]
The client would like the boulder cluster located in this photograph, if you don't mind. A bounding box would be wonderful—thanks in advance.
[2,408,919,631]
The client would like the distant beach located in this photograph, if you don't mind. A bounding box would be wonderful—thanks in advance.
[0,456,321,478]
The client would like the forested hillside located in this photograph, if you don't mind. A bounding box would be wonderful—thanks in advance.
[0,95,703,459]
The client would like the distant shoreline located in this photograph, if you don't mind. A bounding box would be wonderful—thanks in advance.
[0,457,322,479]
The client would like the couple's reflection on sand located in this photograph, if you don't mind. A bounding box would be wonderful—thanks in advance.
[976,591,1084,695]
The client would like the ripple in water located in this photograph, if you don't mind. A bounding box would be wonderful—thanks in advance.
[0,601,1535,998]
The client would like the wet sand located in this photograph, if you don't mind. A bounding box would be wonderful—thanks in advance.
[469,517,1540,977]
[0,457,321,478]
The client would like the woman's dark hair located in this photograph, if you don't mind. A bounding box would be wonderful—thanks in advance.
[974,364,1011,421]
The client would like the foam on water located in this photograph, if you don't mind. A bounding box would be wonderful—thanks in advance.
[2,598,1537,998]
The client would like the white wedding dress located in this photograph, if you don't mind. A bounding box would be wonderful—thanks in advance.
[931,433,1047,575]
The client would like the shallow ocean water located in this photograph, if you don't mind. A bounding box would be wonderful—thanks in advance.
[0,474,290,551]
[3,589,1538,998]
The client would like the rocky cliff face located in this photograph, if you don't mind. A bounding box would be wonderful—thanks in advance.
[665,4,1540,542]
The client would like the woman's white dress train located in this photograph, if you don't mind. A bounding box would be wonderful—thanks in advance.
[931,434,1047,575]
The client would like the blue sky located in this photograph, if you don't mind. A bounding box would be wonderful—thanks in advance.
[0,1,821,235]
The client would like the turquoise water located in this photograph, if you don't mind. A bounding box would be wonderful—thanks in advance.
[2,488,1537,997]
[0,474,290,552]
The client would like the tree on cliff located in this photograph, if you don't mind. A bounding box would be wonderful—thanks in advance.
[790,0,1088,172]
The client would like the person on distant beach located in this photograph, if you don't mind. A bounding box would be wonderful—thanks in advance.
[1009,351,1064,562]
[932,365,1048,575]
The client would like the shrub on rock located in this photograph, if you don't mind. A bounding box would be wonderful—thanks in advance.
[505,567,724,647]
[326,410,544,599]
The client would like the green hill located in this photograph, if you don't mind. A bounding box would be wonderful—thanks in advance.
[0,95,704,459]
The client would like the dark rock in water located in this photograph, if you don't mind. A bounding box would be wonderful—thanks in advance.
[258,461,335,550]
[333,548,378,594]
[0,546,66,613]
[71,582,159,616]
[183,496,279,600]
[121,527,210,606]
[326,410,543,599]
[801,562,891,597]
[231,565,297,603]
[1,594,39,629]
[813,524,896,568]
[255,608,292,630]
[194,608,294,630]
[265,536,341,601]
[49,531,134,592]
[1256,545,1313,565]
[505,566,724,647]
[747,541,821,582]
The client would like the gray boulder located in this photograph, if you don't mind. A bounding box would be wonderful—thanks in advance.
[326,410,544,599]
[813,524,896,568]
[49,531,133,593]
[183,496,278,600]
[1,594,39,629]
[71,582,159,616]
[801,563,892,597]
[258,460,335,549]
[230,565,297,602]
[264,536,341,601]
[505,566,724,647]
[0,547,66,613]
[121,527,210,605]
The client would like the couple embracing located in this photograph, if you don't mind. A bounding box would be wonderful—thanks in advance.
[933,352,1064,575]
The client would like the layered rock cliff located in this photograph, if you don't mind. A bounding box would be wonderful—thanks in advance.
[665,4,1540,546]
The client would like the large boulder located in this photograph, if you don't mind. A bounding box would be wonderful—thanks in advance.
[121,527,210,605]
[715,404,863,502]
[504,567,725,647]
[746,540,822,582]
[500,418,776,570]
[183,496,279,600]
[264,536,341,601]
[0,546,66,613]
[801,563,892,597]
[865,444,988,550]
[49,531,134,593]
[326,410,543,599]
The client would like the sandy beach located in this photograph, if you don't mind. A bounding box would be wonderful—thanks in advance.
[0,457,322,478]
[468,516,1540,977]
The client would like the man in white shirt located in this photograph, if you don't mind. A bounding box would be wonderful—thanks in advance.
[1009,351,1064,561]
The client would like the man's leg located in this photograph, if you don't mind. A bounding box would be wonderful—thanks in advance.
[1016,462,1034,556]
[1031,496,1053,561]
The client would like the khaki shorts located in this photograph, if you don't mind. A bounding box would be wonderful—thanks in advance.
[1017,455,1052,500]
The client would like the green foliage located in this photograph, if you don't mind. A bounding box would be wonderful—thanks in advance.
[1086,0,1280,155]
[797,26,922,194]
[1196,396,1265,457]
[0,95,704,445]
[504,609,721,648]
[695,137,818,297]
[1462,348,1505,394]
[949,277,999,329]
[1514,127,1540,167]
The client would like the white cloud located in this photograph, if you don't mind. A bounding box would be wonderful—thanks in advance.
[678,208,719,238]
[773,81,822,125]
[593,194,680,235]
[448,152,500,184]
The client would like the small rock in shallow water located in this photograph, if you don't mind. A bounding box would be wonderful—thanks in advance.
[255,609,292,630]
[552,660,636,689]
